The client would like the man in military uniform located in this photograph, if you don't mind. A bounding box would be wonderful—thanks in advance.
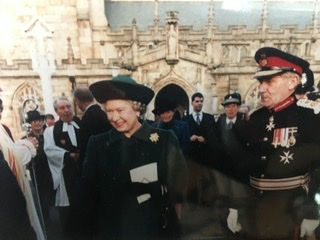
[232,47,320,239]
[82,75,187,240]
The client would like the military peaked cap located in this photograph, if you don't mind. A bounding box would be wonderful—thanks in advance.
[254,47,310,79]
[222,93,241,106]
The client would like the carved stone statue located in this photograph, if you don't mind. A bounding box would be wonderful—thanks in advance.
[167,24,177,58]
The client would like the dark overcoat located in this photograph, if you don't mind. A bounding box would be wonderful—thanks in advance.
[82,122,187,240]
[79,104,111,166]
[0,152,36,240]
[153,119,190,155]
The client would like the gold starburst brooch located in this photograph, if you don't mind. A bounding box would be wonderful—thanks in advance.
[149,133,159,143]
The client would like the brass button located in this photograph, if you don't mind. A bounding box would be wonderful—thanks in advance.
[263,137,268,142]
[261,156,266,160]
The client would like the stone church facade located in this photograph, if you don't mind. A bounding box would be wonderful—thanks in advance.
[1,0,320,139]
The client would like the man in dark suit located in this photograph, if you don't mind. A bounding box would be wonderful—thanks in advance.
[44,97,81,239]
[181,92,224,238]
[182,92,219,166]
[73,87,111,168]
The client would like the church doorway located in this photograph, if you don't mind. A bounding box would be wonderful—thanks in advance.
[154,84,189,120]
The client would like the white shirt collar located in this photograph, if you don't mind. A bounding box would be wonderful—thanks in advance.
[192,111,203,121]
[226,116,237,124]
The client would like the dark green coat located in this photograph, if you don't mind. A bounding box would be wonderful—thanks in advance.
[82,122,187,240]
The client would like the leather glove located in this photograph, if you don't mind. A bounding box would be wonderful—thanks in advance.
[227,208,242,233]
[300,219,320,237]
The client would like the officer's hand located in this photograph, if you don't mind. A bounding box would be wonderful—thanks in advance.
[227,208,242,233]
[197,136,205,143]
[300,219,319,237]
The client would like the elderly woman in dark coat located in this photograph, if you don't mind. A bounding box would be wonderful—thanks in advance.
[82,75,187,240]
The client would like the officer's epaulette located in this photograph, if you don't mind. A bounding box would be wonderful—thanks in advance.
[297,98,320,114]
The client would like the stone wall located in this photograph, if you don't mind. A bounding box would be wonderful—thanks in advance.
[1,0,320,138]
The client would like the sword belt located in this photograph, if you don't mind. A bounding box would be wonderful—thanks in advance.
[250,173,310,191]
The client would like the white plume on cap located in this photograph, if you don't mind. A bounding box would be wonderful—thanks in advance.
[301,73,307,85]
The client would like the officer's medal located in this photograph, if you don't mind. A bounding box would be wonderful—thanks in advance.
[266,116,275,131]
[272,127,297,148]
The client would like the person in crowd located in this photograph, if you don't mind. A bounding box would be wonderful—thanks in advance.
[182,92,219,166]
[24,110,54,233]
[82,75,187,240]
[216,93,247,174]
[0,150,36,240]
[44,114,55,129]
[213,93,250,238]
[44,97,81,239]
[73,87,111,167]
[0,115,45,239]
[0,98,14,140]
[152,98,190,155]
[230,47,320,239]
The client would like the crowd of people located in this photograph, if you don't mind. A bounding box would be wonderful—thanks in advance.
[1,47,320,240]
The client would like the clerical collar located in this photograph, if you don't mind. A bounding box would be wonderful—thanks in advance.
[273,96,295,112]
[62,121,80,130]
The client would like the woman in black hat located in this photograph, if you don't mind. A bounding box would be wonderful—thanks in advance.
[82,75,187,240]
[152,98,190,155]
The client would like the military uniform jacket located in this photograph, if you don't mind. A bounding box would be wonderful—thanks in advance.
[82,122,187,240]
[237,96,320,238]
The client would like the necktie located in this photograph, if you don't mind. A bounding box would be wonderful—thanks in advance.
[196,113,200,125]
[227,121,233,130]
